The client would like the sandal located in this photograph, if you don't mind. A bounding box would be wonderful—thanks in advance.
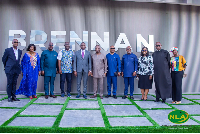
[33,95,37,98]
[172,101,176,104]
[176,101,181,104]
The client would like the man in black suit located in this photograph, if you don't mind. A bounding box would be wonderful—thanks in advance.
[2,39,22,102]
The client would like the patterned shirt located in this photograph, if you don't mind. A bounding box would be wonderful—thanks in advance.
[137,56,154,75]
[171,55,186,71]
[57,49,74,73]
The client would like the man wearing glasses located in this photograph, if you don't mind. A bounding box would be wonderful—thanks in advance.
[121,46,138,99]
[2,39,22,102]
[105,45,121,99]
[41,42,58,99]
[152,42,172,103]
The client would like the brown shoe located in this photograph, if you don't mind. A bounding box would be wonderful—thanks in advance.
[100,96,103,99]
[50,95,57,98]
[45,95,48,99]
[90,95,97,98]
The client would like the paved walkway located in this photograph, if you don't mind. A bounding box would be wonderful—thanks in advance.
[0,94,200,128]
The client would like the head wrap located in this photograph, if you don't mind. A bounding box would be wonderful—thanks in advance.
[170,47,178,52]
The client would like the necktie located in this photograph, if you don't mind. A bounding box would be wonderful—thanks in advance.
[82,51,84,58]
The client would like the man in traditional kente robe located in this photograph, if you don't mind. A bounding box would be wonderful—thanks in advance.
[152,42,172,103]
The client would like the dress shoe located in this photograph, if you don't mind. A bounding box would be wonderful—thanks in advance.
[122,95,128,99]
[32,95,37,98]
[45,95,48,99]
[8,98,13,102]
[154,99,160,102]
[12,97,20,101]
[113,95,117,99]
[83,95,87,99]
[162,99,166,103]
[100,96,103,99]
[90,95,97,98]
[76,95,80,98]
[130,96,134,100]
[50,95,57,98]
[105,95,111,98]
[61,93,65,97]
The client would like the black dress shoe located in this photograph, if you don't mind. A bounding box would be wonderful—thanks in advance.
[154,99,160,102]
[122,95,128,99]
[113,95,117,99]
[162,99,166,103]
[12,97,20,101]
[105,95,111,98]
[130,96,134,100]
[8,98,13,102]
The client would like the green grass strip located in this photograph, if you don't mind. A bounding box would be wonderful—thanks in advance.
[52,97,70,128]
[128,98,160,127]
[65,108,100,110]
[182,94,200,95]
[1,95,42,126]
[182,97,200,105]
[107,115,145,118]
[0,123,200,133]
[189,116,200,124]
[32,103,64,105]
[0,107,22,109]
[0,96,8,101]
[17,115,57,117]
[97,95,111,128]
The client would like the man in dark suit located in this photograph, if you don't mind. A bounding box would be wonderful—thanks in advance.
[73,42,92,99]
[2,39,22,102]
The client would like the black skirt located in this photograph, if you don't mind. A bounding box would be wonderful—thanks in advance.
[138,75,153,89]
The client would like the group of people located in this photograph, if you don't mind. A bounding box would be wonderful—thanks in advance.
[2,39,187,104]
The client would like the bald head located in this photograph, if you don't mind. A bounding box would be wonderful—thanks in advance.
[155,42,162,50]
[126,46,131,54]
[12,39,19,49]
[110,45,115,54]
[48,42,54,51]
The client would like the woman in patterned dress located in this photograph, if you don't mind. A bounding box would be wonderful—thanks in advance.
[16,44,41,99]
[170,47,187,104]
[137,47,154,101]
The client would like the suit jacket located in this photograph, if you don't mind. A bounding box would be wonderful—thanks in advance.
[40,50,58,77]
[73,49,91,73]
[2,47,22,74]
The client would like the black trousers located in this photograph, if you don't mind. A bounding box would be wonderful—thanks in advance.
[6,73,19,98]
[60,73,72,94]
[171,71,183,101]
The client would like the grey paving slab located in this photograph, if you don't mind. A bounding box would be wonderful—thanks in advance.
[144,110,200,126]
[66,100,99,108]
[183,95,200,100]
[70,95,97,100]
[166,98,194,104]
[21,105,62,115]
[59,110,104,127]
[15,95,29,98]
[104,105,142,116]
[8,117,56,127]
[0,99,30,107]
[135,101,171,109]
[0,95,7,100]
[0,109,19,125]
[108,117,153,126]
[102,97,132,104]
[192,116,200,122]
[193,100,200,103]
[133,95,156,100]
[34,96,67,104]
[173,105,200,115]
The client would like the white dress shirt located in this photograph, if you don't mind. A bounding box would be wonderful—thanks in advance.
[13,47,18,60]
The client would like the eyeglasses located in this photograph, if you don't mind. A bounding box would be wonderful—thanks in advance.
[110,48,115,49]
[126,48,131,50]
[142,50,147,51]
[14,42,19,43]
[156,45,161,47]
[49,45,53,46]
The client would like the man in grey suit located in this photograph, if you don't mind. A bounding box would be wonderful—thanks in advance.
[74,42,92,99]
